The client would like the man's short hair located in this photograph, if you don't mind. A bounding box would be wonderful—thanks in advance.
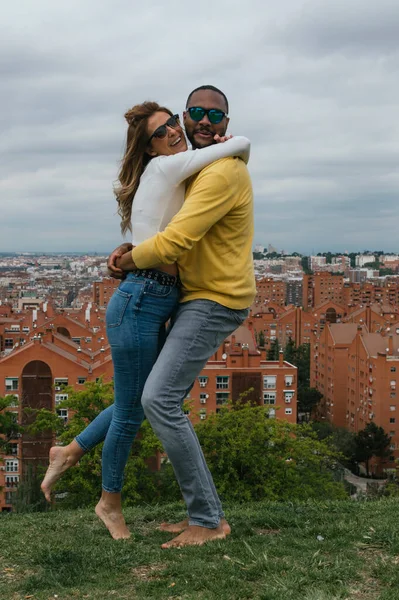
[186,85,229,114]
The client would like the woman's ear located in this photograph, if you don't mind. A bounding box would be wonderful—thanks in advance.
[146,146,157,157]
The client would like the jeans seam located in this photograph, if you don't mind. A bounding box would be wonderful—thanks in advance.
[158,301,221,524]
[105,311,142,493]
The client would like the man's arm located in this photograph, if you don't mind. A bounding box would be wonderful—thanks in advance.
[107,243,133,278]
[132,160,238,269]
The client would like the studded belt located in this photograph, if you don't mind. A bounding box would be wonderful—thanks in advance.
[133,269,181,287]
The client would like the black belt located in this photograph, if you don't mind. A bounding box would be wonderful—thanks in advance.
[133,269,181,287]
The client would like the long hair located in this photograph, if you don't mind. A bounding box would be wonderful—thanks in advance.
[114,101,173,236]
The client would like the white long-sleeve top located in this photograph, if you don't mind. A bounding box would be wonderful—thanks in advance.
[131,136,250,245]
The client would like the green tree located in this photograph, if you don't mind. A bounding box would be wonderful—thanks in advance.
[301,257,312,274]
[297,387,323,421]
[284,337,296,364]
[257,330,265,348]
[267,339,280,360]
[28,381,164,508]
[0,395,21,453]
[195,404,346,502]
[354,422,391,477]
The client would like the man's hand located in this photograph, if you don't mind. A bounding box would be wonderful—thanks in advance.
[107,243,132,279]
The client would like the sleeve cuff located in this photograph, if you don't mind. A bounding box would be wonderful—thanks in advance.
[131,238,160,269]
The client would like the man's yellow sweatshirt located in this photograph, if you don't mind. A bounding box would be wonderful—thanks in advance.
[131,156,256,310]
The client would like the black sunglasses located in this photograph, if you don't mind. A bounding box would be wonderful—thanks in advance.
[187,106,227,124]
[147,114,180,143]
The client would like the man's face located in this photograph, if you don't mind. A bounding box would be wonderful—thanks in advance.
[183,90,229,149]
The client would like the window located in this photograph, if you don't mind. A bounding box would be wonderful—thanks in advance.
[5,491,15,505]
[390,431,396,437]
[5,475,19,487]
[77,377,87,385]
[264,376,276,389]
[216,376,229,390]
[389,456,395,462]
[55,394,68,406]
[5,378,18,391]
[263,392,276,405]
[285,408,293,415]
[284,392,294,403]
[391,367,397,373]
[268,408,276,419]
[6,460,18,472]
[6,443,18,456]
[200,393,207,404]
[5,339,13,349]
[390,418,396,424]
[54,378,68,390]
[199,409,207,420]
[390,444,396,451]
[284,376,293,386]
[391,392,396,398]
[198,376,208,388]
[183,408,191,416]
[57,409,68,423]
[390,405,396,412]
[72,338,81,345]
[216,392,229,406]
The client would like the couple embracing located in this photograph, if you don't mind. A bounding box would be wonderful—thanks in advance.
[41,84,256,549]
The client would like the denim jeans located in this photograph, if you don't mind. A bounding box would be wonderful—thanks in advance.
[75,272,179,493]
[141,299,249,528]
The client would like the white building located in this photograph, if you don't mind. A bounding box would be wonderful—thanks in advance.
[356,254,376,267]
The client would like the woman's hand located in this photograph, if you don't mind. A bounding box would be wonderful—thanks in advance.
[214,134,233,144]
[107,243,132,278]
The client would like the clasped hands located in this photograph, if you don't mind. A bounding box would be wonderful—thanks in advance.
[107,243,137,280]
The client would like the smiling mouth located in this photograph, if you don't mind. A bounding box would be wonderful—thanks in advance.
[170,136,182,147]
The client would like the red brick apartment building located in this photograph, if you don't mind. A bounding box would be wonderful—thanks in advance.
[0,286,297,511]
[303,273,344,311]
[253,278,287,308]
[311,323,399,475]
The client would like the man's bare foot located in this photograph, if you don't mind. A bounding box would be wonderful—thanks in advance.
[95,500,131,540]
[161,524,226,549]
[41,445,81,502]
[159,518,231,536]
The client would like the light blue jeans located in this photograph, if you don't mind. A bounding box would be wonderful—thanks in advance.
[141,299,249,528]
[76,272,179,493]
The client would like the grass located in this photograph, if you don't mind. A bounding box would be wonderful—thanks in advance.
[1,499,399,600]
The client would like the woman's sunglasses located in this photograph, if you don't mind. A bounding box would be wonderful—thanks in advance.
[148,114,180,143]
[187,106,227,124]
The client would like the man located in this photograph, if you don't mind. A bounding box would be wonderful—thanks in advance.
[110,85,256,548]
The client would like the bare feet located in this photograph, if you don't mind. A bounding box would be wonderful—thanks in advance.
[41,444,82,502]
[161,524,226,549]
[95,500,131,540]
[159,518,231,536]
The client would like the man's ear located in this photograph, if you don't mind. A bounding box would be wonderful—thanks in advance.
[225,116,230,131]
[183,110,188,126]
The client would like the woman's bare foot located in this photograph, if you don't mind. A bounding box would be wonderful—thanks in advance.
[95,493,131,540]
[41,442,84,502]
[159,518,231,536]
[161,524,226,549]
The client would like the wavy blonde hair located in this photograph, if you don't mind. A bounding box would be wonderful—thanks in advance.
[114,101,174,236]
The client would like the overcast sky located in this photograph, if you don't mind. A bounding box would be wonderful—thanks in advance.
[1,0,398,254]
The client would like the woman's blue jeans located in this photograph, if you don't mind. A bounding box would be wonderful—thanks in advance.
[75,272,179,493]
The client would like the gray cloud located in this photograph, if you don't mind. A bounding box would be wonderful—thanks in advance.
[1,0,399,253]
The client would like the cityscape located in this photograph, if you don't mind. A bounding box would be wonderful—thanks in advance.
[1,246,399,510]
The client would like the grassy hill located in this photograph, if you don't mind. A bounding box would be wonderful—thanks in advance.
[1,499,399,600]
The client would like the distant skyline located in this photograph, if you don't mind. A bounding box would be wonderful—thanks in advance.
[1,0,398,253]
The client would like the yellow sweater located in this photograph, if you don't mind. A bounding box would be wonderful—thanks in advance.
[131,157,256,309]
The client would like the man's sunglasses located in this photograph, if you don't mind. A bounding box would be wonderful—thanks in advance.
[187,106,227,124]
[147,114,180,143]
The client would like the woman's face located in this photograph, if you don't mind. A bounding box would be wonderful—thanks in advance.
[146,111,187,157]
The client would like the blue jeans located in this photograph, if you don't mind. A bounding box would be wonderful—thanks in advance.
[75,272,179,493]
[141,299,249,528]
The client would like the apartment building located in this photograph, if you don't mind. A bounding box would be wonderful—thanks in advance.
[254,277,287,308]
[303,273,344,311]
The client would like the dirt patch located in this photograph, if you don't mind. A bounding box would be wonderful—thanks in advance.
[255,528,281,536]
[131,563,167,582]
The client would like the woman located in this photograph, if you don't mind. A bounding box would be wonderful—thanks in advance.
[41,101,250,539]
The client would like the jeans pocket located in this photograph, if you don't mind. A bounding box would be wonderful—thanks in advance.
[228,307,250,326]
[144,280,175,298]
[106,289,131,328]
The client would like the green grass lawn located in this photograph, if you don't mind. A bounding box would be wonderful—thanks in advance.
[1,499,399,600]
